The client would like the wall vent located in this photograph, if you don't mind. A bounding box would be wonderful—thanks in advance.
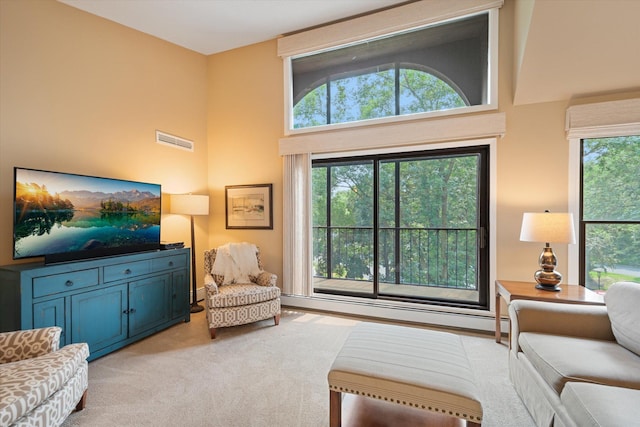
[155,130,194,151]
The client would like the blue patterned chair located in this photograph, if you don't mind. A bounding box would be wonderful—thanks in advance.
[203,245,281,339]
[0,327,89,427]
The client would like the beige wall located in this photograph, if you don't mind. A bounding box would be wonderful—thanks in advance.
[0,1,209,281]
[206,41,284,281]
[2,0,635,313]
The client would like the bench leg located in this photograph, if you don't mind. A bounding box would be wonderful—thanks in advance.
[330,390,341,427]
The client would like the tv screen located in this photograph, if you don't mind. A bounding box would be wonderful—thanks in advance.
[13,167,161,263]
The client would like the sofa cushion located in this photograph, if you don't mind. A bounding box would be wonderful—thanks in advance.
[207,283,280,308]
[0,343,89,426]
[605,281,640,356]
[561,382,640,427]
[518,332,640,394]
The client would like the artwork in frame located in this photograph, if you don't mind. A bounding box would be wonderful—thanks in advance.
[225,184,273,229]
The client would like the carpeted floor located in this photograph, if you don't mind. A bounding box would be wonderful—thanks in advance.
[61,309,534,427]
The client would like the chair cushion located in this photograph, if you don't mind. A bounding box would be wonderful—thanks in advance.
[561,382,640,427]
[518,332,640,394]
[605,281,640,356]
[0,343,89,426]
[207,283,280,308]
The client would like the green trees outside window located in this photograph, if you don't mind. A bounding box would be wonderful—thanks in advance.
[294,68,466,128]
[581,135,640,292]
[313,147,489,309]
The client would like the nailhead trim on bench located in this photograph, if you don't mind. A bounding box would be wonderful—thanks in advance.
[329,384,482,423]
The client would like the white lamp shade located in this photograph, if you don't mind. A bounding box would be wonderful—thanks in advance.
[170,194,209,216]
[520,212,576,244]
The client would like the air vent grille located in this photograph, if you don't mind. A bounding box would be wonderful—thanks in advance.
[155,130,194,151]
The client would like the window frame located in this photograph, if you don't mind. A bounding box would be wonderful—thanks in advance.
[311,144,491,310]
[566,98,640,284]
[279,4,501,136]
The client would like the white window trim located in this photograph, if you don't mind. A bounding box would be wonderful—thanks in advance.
[282,137,499,332]
[566,97,640,284]
[279,0,503,135]
[280,112,506,155]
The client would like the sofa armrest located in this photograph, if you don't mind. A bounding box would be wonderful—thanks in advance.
[0,327,62,363]
[509,300,614,352]
[254,271,277,287]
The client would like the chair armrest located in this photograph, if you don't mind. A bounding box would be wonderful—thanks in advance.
[0,327,62,363]
[509,300,614,352]
[204,274,219,294]
[254,271,277,287]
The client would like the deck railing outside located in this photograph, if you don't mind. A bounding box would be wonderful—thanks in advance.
[313,226,478,290]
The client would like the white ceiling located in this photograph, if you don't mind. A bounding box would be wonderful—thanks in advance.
[58,0,640,105]
[58,0,408,55]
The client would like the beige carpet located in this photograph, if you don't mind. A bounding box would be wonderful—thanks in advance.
[61,309,534,427]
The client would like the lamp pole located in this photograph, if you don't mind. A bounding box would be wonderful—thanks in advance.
[189,214,203,312]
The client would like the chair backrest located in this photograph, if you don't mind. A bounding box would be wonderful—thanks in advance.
[203,245,265,279]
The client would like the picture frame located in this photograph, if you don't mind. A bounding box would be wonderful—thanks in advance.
[225,184,273,229]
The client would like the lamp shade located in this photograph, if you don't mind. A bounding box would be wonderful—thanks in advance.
[170,194,209,216]
[520,212,576,244]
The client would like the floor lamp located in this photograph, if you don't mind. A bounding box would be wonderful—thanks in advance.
[170,194,209,313]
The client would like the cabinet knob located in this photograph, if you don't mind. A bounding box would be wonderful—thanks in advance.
[169,261,174,267]
[124,268,132,275]
[129,308,136,314]
[123,309,129,314]
[65,280,74,287]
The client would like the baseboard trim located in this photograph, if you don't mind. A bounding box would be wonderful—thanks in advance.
[281,294,508,334]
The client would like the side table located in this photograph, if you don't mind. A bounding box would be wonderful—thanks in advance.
[495,279,604,343]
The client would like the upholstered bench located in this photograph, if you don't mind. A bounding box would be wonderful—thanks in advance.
[328,322,483,426]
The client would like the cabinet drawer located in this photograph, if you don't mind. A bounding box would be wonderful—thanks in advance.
[33,269,99,298]
[103,260,150,283]
[152,254,187,271]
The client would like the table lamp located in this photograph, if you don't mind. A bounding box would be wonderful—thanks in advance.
[519,211,576,291]
[170,194,209,312]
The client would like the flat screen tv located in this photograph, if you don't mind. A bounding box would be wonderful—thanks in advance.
[13,167,161,264]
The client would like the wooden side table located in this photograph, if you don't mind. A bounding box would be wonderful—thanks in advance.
[495,279,604,343]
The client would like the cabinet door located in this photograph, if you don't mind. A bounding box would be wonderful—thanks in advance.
[71,284,128,352]
[171,269,190,320]
[128,274,170,337]
[33,298,68,345]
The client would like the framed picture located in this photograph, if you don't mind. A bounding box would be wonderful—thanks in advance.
[225,184,273,229]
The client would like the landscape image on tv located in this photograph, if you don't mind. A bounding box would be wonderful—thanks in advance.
[14,168,161,261]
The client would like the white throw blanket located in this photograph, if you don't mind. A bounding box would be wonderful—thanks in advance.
[211,242,262,284]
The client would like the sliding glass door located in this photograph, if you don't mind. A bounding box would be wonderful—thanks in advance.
[312,146,489,309]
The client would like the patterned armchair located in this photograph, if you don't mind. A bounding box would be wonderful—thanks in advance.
[203,244,281,339]
[0,327,89,427]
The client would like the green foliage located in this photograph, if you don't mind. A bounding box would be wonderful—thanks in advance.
[294,67,466,128]
[313,153,481,288]
[583,136,640,284]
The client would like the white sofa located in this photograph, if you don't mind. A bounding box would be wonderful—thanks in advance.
[0,327,89,427]
[508,282,640,427]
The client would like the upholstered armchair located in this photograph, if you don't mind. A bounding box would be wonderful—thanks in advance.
[203,243,281,339]
[0,327,89,427]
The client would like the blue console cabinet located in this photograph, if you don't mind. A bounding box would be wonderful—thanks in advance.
[0,248,190,361]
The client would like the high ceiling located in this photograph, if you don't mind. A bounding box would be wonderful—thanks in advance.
[58,0,640,105]
[58,0,408,55]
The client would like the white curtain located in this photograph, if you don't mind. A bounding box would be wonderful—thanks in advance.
[282,153,312,296]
